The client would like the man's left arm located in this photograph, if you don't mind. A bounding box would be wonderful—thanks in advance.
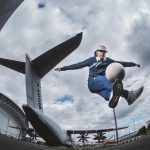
[116,61,140,67]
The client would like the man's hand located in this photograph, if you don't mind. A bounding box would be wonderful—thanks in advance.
[135,64,140,68]
[54,68,62,72]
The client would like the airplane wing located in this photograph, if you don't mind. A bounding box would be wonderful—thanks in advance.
[0,58,25,74]
[0,33,82,77]
[32,32,82,78]
[0,0,24,31]
[67,126,128,135]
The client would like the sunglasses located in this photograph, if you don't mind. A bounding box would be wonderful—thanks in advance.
[97,50,107,52]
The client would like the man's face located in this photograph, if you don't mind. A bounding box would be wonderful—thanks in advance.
[96,50,106,58]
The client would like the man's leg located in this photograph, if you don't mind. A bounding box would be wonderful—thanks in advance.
[108,80,123,108]
[89,76,113,100]
[89,76,124,108]
[98,89,112,101]
[121,86,144,105]
[94,77,125,108]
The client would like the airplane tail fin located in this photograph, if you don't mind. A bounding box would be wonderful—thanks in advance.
[26,55,43,112]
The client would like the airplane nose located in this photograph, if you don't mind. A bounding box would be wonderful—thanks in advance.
[22,104,33,115]
[22,105,40,120]
[22,104,29,110]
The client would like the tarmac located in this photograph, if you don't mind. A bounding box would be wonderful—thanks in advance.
[103,135,150,150]
[0,133,150,150]
[0,133,51,150]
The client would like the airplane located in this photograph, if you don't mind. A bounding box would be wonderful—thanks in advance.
[0,0,128,147]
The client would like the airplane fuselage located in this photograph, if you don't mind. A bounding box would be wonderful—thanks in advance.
[22,105,73,147]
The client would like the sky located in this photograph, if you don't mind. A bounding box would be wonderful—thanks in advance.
[0,0,150,144]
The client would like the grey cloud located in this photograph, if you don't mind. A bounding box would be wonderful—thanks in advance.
[126,13,150,67]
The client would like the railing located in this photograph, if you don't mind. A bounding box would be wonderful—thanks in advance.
[0,129,18,140]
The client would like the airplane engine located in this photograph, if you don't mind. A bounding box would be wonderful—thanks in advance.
[106,62,125,83]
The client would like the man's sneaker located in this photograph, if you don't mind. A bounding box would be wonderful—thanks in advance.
[109,80,123,108]
[126,86,144,105]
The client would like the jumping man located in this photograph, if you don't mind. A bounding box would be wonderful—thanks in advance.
[55,45,144,108]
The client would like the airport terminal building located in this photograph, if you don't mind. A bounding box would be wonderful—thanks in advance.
[0,93,28,139]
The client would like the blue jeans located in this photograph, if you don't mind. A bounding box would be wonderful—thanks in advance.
[88,76,113,101]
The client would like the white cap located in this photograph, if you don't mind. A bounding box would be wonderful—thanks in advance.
[97,44,107,52]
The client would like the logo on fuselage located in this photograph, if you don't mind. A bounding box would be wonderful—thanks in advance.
[36,82,42,109]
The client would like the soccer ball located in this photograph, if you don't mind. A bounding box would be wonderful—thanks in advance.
[106,62,125,83]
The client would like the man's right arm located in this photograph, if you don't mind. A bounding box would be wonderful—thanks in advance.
[55,58,91,72]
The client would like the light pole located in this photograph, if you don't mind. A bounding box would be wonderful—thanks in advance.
[113,108,119,145]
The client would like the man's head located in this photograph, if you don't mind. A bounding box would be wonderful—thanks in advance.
[95,45,107,58]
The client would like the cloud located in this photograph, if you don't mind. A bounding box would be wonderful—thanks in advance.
[126,12,150,67]
[0,0,150,143]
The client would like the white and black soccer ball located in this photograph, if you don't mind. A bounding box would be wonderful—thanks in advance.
[106,62,125,83]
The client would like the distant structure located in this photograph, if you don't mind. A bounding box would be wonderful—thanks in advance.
[0,93,28,139]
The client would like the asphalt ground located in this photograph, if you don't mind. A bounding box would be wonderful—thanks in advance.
[103,135,150,150]
[0,133,150,150]
[0,134,51,150]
